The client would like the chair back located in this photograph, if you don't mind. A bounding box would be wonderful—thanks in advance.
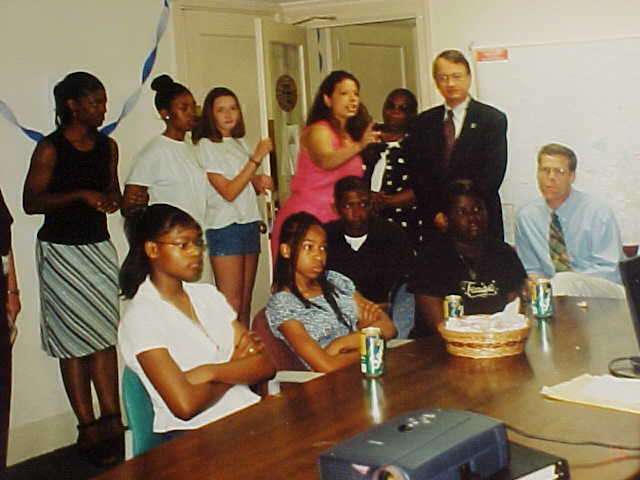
[252,308,308,371]
[390,283,415,339]
[619,256,640,349]
[122,367,164,456]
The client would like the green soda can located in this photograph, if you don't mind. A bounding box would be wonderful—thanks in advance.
[532,278,554,318]
[360,327,384,377]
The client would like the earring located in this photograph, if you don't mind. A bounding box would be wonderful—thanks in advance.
[164,115,170,120]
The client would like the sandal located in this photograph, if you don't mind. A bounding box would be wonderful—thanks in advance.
[98,413,125,465]
[76,418,122,468]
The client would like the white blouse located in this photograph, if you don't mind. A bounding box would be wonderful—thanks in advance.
[197,137,262,230]
[118,278,260,432]
[127,135,209,227]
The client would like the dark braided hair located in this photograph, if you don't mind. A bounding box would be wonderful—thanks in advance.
[150,74,191,114]
[53,72,104,127]
[273,212,351,330]
[119,204,201,299]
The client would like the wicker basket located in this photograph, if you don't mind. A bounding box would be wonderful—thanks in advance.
[438,316,531,359]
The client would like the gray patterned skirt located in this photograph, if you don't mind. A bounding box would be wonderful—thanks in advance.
[36,240,119,358]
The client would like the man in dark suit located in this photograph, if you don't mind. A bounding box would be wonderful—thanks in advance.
[407,49,507,244]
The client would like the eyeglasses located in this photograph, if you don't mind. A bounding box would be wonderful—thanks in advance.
[435,73,468,83]
[537,167,570,177]
[154,240,204,251]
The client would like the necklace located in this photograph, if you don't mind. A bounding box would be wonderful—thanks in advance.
[457,251,479,281]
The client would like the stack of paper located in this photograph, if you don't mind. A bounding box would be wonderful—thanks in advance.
[541,374,640,414]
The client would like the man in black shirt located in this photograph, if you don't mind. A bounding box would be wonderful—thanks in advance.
[325,176,413,307]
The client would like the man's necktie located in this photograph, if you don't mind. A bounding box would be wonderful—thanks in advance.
[549,212,572,272]
[443,109,455,168]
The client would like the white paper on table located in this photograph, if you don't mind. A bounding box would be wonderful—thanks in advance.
[541,374,640,414]
[272,371,325,383]
[387,339,414,349]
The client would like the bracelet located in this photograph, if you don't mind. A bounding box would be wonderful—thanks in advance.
[7,289,19,295]
[249,158,261,167]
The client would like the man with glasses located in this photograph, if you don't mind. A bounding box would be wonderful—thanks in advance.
[407,49,507,246]
[515,143,625,298]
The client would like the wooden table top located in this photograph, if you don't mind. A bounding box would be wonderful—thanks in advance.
[95,297,640,480]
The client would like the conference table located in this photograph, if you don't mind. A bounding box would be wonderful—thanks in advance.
[95,297,640,479]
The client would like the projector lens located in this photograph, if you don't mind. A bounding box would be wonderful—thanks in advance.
[373,465,409,480]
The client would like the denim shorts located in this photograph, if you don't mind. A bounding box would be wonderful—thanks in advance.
[205,221,261,257]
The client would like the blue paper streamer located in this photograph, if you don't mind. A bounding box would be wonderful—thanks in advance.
[0,0,170,142]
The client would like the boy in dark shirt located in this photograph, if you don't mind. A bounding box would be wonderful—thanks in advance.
[325,176,413,307]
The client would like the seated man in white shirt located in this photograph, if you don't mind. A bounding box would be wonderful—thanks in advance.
[515,143,625,298]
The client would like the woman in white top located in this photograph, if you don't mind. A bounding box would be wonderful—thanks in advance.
[192,87,273,327]
[122,75,208,227]
[118,204,274,437]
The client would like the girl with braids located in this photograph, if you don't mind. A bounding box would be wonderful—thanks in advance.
[118,204,273,438]
[23,72,123,466]
[123,74,208,228]
[266,212,395,372]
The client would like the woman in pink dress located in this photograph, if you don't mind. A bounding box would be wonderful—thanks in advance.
[271,71,380,259]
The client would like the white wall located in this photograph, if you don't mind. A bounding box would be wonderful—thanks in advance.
[1,0,178,464]
[426,0,640,52]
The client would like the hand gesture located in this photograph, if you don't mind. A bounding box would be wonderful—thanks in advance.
[359,123,381,150]
[101,192,121,213]
[253,138,273,163]
[251,174,273,195]
[232,330,264,360]
[80,190,110,212]
[370,192,389,213]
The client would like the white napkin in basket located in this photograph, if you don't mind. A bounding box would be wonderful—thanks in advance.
[445,298,527,332]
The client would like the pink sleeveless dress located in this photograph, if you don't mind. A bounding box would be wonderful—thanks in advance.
[271,120,363,259]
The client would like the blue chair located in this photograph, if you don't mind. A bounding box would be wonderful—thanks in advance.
[122,367,164,456]
[390,283,415,339]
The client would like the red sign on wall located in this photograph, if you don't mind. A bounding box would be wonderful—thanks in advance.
[474,48,509,62]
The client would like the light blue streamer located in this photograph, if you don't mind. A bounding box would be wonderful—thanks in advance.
[0,0,170,141]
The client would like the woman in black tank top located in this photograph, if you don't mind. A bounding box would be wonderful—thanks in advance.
[23,72,123,467]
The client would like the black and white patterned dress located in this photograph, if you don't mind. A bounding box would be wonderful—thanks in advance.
[362,138,424,250]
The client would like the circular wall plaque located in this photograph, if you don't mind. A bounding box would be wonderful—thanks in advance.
[275,74,298,112]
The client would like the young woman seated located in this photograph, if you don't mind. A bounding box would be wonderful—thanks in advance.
[409,181,526,337]
[118,204,274,438]
[266,212,396,372]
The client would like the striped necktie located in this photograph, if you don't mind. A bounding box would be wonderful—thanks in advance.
[443,109,455,168]
[549,212,572,272]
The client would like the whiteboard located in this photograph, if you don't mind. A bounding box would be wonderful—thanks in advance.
[473,37,640,245]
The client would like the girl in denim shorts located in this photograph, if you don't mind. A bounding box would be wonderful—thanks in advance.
[193,87,273,327]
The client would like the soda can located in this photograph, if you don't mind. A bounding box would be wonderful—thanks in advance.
[443,295,464,318]
[531,278,554,317]
[360,327,384,377]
